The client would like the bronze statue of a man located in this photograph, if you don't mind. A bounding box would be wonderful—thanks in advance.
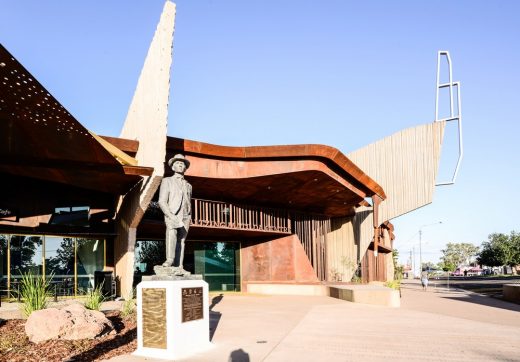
[158,154,192,275]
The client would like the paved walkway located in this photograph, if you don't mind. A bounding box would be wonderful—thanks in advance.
[107,280,520,362]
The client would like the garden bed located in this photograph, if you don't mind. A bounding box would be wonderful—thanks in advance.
[0,311,136,361]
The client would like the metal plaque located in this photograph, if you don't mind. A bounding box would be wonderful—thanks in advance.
[181,287,204,323]
[142,288,167,349]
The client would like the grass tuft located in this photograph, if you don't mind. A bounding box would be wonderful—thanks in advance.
[84,284,104,311]
[120,289,136,319]
[385,280,401,290]
[19,270,52,317]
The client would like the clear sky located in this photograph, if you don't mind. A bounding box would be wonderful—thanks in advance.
[2,1,519,267]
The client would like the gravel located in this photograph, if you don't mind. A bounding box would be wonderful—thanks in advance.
[0,311,136,361]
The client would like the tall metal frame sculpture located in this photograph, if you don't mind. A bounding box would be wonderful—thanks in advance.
[435,50,463,186]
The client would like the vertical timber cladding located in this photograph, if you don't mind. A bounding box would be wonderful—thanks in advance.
[142,288,167,349]
[347,122,446,224]
[361,250,387,282]
[292,212,331,281]
[181,287,204,323]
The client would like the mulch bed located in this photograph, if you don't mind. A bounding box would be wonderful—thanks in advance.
[0,311,136,362]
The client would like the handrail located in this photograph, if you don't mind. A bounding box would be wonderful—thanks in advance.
[145,198,292,234]
[191,198,291,233]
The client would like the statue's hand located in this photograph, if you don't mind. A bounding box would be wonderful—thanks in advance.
[165,215,183,229]
[165,217,175,229]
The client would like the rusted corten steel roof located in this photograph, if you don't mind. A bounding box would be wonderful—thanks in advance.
[166,137,386,217]
[0,44,152,194]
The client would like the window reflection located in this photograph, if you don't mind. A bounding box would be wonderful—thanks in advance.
[45,236,75,294]
[10,235,43,280]
[0,235,7,292]
[134,240,165,275]
[1,234,105,296]
[76,239,104,294]
[192,242,240,292]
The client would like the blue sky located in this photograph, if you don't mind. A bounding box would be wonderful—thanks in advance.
[2,1,519,266]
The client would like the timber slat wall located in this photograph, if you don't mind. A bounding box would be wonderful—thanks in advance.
[292,213,331,281]
[191,199,333,281]
[347,122,446,224]
[327,207,373,282]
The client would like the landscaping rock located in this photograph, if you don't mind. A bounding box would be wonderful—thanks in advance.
[25,302,114,343]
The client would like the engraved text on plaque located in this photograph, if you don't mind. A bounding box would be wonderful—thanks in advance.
[181,287,203,323]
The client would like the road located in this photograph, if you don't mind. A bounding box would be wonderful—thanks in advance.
[426,275,520,296]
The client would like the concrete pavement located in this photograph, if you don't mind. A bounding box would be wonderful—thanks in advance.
[107,280,520,361]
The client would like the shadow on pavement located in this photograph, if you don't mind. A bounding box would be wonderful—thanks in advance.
[210,310,221,341]
[441,293,520,313]
[229,348,250,362]
[210,293,224,310]
[209,294,224,341]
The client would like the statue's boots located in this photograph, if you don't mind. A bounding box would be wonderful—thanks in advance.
[162,258,174,267]
[175,267,191,276]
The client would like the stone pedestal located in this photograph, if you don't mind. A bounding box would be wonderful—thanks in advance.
[133,279,212,360]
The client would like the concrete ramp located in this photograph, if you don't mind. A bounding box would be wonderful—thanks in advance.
[503,284,520,304]
[246,283,400,307]
[329,284,400,307]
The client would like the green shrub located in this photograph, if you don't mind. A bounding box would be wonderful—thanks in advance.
[385,280,401,290]
[121,298,136,318]
[120,289,136,318]
[19,270,52,317]
[84,284,104,311]
[351,274,362,283]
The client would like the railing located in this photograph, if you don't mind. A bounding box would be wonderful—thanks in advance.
[191,198,291,234]
[145,198,334,280]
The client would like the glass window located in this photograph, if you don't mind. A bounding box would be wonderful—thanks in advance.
[10,235,43,281]
[45,236,75,295]
[76,238,104,294]
[134,240,165,275]
[0,234,8,293]
[193,242,240,292]
[50,206,90,226]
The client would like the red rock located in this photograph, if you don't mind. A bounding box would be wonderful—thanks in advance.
[25,303,113,343]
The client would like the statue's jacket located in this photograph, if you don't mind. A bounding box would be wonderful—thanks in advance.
[158,176,192,229]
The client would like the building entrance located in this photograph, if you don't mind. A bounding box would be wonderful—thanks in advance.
[134,240,240,292]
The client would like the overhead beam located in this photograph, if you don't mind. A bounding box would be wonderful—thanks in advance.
[167,137,386,200]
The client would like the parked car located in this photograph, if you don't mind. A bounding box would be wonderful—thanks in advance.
[467,267,483,276]
[451,269,465,277]
[429,270,446,279]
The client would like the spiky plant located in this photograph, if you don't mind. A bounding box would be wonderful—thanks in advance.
[19,270,52,317]
[84,284,104,311]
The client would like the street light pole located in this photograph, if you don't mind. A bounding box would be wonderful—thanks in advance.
[418,221,442,276]
[419,229,423,275]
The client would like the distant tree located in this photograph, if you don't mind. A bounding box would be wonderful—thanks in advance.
[135,241,165,274]
[392,249,399,267]
[438,260,456,272]
[392,249,403,280]
[478,231,520,268]
[508,231,520,267]
[9,236,42,274]
[422,261,437,271]
[0,235,7,277]
[440,242,479,269]
[46,238,74,275]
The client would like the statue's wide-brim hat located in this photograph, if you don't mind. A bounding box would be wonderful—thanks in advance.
[168,154,190,169]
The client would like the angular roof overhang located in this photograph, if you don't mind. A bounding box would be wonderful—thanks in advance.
[0,44,152,195]
[167,137,386,217]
